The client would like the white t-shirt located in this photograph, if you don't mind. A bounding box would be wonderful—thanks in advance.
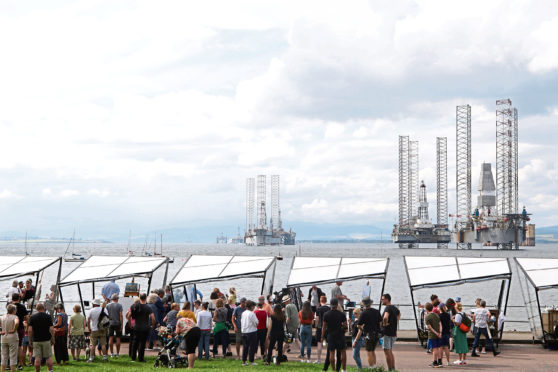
[241,310,258,334]
[475,308,490,328]
[310,289,319,307]
[6,287,20,300]
[88,307,107,332]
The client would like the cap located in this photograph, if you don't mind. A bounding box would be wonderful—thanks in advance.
[361,296,372,306]
[110,293,119,300]
[455,296,461,302]
[240,297,247,303]
[92,298,101,306]
[439,302,445,308]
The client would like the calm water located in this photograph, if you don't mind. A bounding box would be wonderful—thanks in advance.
[1,242,556,331]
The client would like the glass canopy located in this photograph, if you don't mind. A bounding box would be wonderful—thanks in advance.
[516,258,558,290]
[405,256,511,289]
[0,256,60,279]
[287,257,388,287]
[60,256,167,285]
[171,255,275,286]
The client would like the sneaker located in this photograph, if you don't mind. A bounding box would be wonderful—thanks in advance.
[453,360,462,365]
[313,360,322,364]
[493,351,501,356]
[481,350,486,354]
[87,359,94,363]
[115,354,120,358]
[251,363,258,366]
[429,361,438,368]
[471,352,480,357]
[242,362,248,366]
[306,360,312,363]
[111,354,115,358]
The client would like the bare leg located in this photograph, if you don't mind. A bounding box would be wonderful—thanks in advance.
[188,353,196,369]
[367,350,376,367]
[116,337,121,354]
[109,336,114,355]
[46,357,53,371]
[340,350,347,370]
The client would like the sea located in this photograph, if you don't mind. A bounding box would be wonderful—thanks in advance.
[0,242,556,332]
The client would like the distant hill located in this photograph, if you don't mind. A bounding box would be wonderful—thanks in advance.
[535,225,558,242]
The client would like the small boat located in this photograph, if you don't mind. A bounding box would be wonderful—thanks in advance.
[63,229,90,262]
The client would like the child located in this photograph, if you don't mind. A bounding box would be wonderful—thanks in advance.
[425,302,442,368]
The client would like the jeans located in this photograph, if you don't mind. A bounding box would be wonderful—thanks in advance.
[198,330,211,360]
[352,337,363,370]
[131,329,149,362]
[212,329,229,356]
[242,331,258,363]
[300,324,312,358]
[472,327,494,351]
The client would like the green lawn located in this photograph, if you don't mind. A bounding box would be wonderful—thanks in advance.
[36,355,392,371]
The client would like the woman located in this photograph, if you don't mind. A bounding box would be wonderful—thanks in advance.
[212,298,229,357]
[178,302,197,323]
[147,293,160,349]
[164,303,180,331]
[351,308,363,370]
[69,304,87,361]
[229,287,237,306]
[53,303,69,365]
[438,303,451,366]
[266,304,285,366]
[209,292,219,311]
[473,298,485,354]
[44,285,57,321]
[1,304,19,372]
[445,298,457,351]
[452,303,469,365]
[176,314,201,369]
[298,301,314,363]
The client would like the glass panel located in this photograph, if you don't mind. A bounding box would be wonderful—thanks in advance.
[124,256,164,264]
[220,259,273,277]
[526,268,558,288]
[230,256,271,263]
[342,258,385,265]
[338,260,387,278]
[62,265,119,283]
[1,258,57,276]
[185,255,232,267]
[288,265,339,285]
[172,264,227,284]
[517,258,558,271]
[408,265,460,287]
[405,256,455,270]
[459,259,509,279]
[82,256,127,267]
[110,259,165,277]
[292,257,340,269]
[458,257,505,265]
[0,257,25,275]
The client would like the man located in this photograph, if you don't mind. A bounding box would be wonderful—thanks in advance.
[27,303,54,372]
[307,285,325,313]
[193,300,202,317]
[153,290,165,327]
[162,286,173,313]
[127,293,155,362]
[232,297,247,359]
[424,302,442,368]
[283,296,301,352]
[315,295,330,364]
[197,302,213,360]
[22,279,36,306]
[254,296,269,359]
[6,280,20,299]
[106,294,123,358]
[353,296,381,369]
[101,280,119,302]
[11,293,28,369]
[331,282,349,309]
[381,293,400,371]
[471,300,500,357]
[87,298,109,363]
[321,298,347,372]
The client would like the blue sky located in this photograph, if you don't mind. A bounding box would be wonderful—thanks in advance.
[0,0,557,240]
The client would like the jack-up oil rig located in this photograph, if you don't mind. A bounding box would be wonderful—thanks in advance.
[244,175,296,246]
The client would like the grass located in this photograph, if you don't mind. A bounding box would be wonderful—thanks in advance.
[33,355,394,371]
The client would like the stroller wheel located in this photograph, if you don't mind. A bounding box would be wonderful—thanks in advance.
[154,360,159,368]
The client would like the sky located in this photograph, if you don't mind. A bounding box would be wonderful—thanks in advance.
[1,0,558,240]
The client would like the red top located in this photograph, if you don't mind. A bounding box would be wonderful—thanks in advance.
[298,310,314,325]
[254,309,268,330]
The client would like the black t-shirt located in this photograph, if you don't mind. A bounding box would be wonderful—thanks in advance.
[14,302,28,330]
[382,305,400,337]
[440,312,451,335]
[131,303,153,331]
[358,308,382,334]
[270,315,285,336]
[23,286,35,302]
[316,305,330,329]
[29,312,53,342]
[323,309,346,340]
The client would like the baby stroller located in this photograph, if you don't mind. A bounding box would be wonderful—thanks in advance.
[154,326,187,368]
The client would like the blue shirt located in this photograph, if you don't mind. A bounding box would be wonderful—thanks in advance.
[101,281,120,300]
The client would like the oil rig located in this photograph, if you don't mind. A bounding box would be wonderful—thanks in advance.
[393,99,532,249]
[244,175,296,246]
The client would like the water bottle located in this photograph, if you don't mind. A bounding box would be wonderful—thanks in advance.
[322,340,327,347]
[379,337,383,346]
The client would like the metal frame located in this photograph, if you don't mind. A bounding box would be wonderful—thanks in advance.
[58,256,169,317]
[436,137,448,249]
[456,104,472,249]
[514,258,558,346]
[286,257,390,310]
[169,255,277,297]
[404,257,512,345]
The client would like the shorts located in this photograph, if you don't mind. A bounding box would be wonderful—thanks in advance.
[17,328,25,347]
[429,338,441,349]
[286,327,299,340]
[69,335,88,349]
[382,335,396,350]
[235,331,242,343]
[365,334,378,352]
[327,336,346,351]
[315,328,323,342]
[90,330,108,347]
[23,335,29,346]
[183,327,201,354]
[440,334,450,347]
[108,325,122,338]
[32,340,52,360]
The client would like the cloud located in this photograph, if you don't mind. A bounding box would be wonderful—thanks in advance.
[0,0,557,239]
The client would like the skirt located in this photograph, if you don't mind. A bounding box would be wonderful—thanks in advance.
[453,327,468,354]
[69,335,87,349]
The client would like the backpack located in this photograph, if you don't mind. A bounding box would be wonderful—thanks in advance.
[458,312,471,332]
[98,308,110,331]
